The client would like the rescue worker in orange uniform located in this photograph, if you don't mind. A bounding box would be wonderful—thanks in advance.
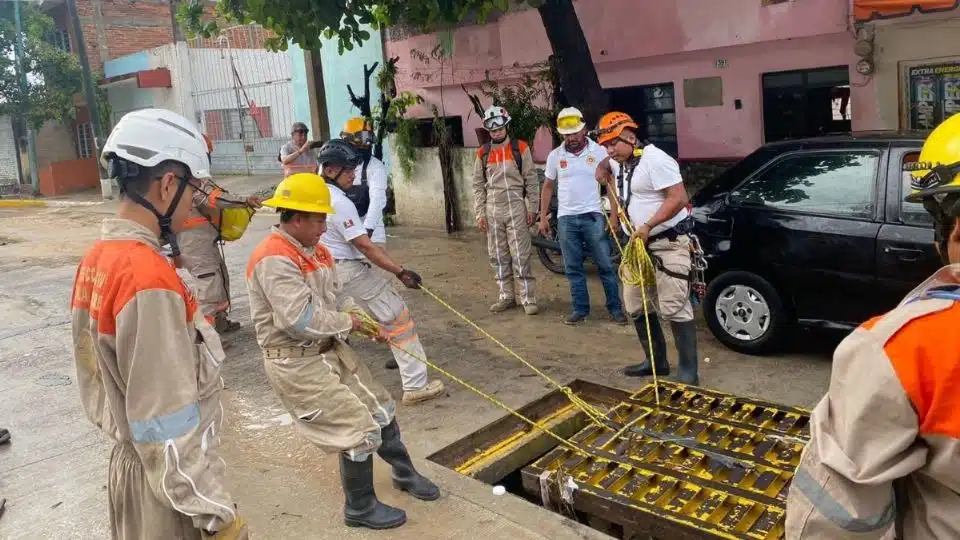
[785,114,960,538]
[177,135,262,333]
[594,111,699,385]
[246,168,441,531]
[71,108,246,539]
[472,106,540,315]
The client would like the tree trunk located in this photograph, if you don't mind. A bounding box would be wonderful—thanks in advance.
[537,0,609,127]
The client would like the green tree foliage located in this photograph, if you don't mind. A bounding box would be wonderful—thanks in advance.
[180,0,544,53]
[0,3,108,129]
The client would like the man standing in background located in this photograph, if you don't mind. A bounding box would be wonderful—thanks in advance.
[341,118,389,247]
[472,106,540,315]
[541,107,626,325]
[280,122,319,177]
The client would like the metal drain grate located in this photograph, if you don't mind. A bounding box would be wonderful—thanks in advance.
[521,381,811,540]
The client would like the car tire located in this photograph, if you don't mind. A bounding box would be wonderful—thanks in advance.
[703,271,789,355]
[537,246,565,275]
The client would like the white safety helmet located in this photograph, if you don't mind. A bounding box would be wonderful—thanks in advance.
[482,105,511,131]
[100,108,212,181]
[556,107,586,135]
[100,108,212,258]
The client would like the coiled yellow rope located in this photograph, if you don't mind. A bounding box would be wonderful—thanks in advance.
[604,200,662,407]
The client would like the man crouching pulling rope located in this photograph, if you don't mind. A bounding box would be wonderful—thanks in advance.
[246,170,441,530]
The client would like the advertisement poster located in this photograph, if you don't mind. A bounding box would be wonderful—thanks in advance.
[909,62,960,130]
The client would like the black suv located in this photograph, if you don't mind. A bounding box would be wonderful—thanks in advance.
[691,132,941,354]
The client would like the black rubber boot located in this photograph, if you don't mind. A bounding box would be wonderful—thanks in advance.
[339,454,407,529]
[623,312,670,377]
[671,320,700,386]
[377,421,440,501]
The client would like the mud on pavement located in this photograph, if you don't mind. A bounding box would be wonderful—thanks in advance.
[0,204,834,539]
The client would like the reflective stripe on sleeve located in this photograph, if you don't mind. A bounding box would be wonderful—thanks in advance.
[792,467,896,533]
[130,402,201,444]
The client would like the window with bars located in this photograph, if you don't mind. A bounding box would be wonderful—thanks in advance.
[76,122,94,158]
[49,29,71,53]
[203,107,273,141]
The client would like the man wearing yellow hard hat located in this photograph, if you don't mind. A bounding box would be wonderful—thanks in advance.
[340,117,389,246]
[541,107,626,326]
[246,163,441,531]
[785,114,960,538]
[177,133,262,333]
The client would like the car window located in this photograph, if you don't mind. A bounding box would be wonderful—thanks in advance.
[729,151,878,219]
[692,146,780,202]
[900,152,933,227]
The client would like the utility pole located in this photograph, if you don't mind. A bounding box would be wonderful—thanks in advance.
[66,0,105,175]
[13,0,39,193]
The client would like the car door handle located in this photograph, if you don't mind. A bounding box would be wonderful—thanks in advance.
[884,245,924,262]
[883,246,923,254]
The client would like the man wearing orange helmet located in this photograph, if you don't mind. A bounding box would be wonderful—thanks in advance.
[785,115,960,539]
[472,106,540,315]
[594,111,699,385]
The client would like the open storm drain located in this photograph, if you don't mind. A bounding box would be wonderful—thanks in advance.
[427,380,811,540]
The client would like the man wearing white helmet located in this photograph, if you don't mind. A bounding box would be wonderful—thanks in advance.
[71,108,246,539]
[177,134,263,334]
[541,107,626,325]
[472,105,540,314]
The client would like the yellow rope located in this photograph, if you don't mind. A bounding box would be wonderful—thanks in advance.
[416,285,610,426]
[603,189,662,408]
[348,308,592,456]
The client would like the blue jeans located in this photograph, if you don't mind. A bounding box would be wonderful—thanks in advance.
[557,212,623,317]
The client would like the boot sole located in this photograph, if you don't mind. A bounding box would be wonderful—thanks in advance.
[393,479,441,501]
[344,515,407,529]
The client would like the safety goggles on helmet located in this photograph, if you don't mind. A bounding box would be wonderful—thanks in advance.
[557,115,584,132]
[905,160,960,203]
[483,115,509,131]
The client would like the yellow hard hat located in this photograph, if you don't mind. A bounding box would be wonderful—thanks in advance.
[218,207,253,241]
[341,117,374,148]
[261,173,335,214]
[906,113,960,203]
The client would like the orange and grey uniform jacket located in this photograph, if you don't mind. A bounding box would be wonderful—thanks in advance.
[786,265,960,539]
[183,178,250,231]
[71,218,238,532]
[471,138,539,221]
[246,226,357,350]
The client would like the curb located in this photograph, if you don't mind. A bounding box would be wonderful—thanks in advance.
[0,200,46,208]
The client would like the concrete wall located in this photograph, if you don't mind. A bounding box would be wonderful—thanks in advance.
[0,116,19,184]
[873,14,960,129]
[388,142,476,230]
[386,0,879,160]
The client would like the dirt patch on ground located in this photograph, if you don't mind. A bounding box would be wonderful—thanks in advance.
[0,206,111,269]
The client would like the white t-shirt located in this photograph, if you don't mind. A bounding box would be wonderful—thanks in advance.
[609,144,688,235]
[320,184,367,260]
[544,139,607,217]
[354,156,388,244]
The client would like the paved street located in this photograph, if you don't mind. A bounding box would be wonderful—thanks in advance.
[0,182,835,539]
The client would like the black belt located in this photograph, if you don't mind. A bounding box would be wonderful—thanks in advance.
[647,216,694,245]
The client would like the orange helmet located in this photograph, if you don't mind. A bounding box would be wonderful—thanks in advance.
[593,112,638,145]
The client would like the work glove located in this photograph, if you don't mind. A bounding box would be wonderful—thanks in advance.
[201,515,247,540]
[396,268,422,289]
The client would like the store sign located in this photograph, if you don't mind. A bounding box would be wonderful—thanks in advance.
[907,61,960,130]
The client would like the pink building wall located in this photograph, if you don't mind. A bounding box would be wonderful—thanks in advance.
[387,0,881,162]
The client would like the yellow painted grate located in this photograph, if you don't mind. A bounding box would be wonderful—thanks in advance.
[522,381,811,540]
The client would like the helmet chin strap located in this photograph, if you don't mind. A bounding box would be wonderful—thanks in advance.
[122,178,190,257]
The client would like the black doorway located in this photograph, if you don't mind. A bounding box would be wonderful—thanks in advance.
[762,66,851,143]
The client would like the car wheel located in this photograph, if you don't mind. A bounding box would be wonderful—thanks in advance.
[537,246,565,275]
[704,271,789,355]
